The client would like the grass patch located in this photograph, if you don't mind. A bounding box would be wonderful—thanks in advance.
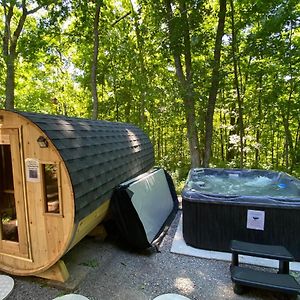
[79,258,99,268]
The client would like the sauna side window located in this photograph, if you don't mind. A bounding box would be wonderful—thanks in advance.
[42,163,61,214]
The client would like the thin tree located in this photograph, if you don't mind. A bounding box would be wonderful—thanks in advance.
[91,0,102,120]
[203,0,227,167]
[229,0,244,167]
[164,0,201,167]
[130,1,147,128]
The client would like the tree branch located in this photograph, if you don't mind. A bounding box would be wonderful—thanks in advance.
[28,4,44,15]
[111,11,131,26]
[2,0,15,57]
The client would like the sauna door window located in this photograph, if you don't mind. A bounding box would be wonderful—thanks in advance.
[42,164,61,214]
[0,144,18,242]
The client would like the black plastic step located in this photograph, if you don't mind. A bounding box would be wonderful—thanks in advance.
[231,266,300,294]
[231,240,294,261]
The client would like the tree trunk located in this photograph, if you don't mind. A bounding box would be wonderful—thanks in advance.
[255,74,263,167]
[284,22,296,172]
[293,121,300,168]
[91,1,101,120]
[113,77,119,121]
[230,0,244,168]
[276,134,280,168]
[2,1,47,109]
[130,1,147,128]
[219,110,225,162]
[282,110,293,171]
[203,0,226,167]
[3,2,23,110]
[226,107,236,162]
[157,119,162,160]
[5,55,15,109]
[184,94,201,167]
[165,0,200,167]
[271,129,275,167]
[283,117,289,169]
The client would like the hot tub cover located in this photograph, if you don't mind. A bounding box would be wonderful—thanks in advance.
[110,168,178,249]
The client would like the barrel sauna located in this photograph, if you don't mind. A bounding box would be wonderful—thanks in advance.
[0,110,154,281]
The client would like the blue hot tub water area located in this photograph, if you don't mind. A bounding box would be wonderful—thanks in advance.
[186,168,300,201]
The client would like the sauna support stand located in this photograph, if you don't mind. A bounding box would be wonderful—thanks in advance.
[35,260,70,283]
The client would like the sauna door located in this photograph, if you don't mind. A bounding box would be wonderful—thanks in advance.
[0,128,29,258]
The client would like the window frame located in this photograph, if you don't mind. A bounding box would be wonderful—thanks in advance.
[40,161,63,217]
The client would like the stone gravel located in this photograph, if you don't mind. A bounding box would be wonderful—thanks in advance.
[5,211,300,300]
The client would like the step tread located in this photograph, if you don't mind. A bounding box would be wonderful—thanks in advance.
[231,266,300,293]
[231,240,294,261]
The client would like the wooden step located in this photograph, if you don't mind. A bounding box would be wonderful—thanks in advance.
[231,266,300,295]
[231,240,294,261]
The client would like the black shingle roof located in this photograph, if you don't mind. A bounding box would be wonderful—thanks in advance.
[18,112,154,222]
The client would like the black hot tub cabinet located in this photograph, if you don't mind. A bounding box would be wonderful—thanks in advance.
[182,168,300,260]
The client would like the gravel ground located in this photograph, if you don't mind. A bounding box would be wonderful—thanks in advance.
[5,211,300,300]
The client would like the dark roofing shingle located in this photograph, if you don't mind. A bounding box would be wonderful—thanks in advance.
[18,112,154,222]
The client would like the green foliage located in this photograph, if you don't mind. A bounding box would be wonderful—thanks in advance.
[0,0,300,192]
[80,258,99,268]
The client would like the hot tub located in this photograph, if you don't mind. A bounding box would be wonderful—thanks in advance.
[182,168,300,260]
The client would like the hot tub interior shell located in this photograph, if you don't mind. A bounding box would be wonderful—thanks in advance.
[182,168,300,261]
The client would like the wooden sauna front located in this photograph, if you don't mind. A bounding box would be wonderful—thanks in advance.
[0,110,154,280]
